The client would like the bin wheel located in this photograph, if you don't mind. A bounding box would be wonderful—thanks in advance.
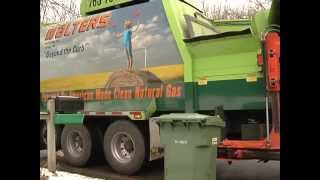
[103,120,145,175]
[61,125,92,166]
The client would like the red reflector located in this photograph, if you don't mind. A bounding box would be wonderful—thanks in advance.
[112,112,122,115]
[257,53,263,65]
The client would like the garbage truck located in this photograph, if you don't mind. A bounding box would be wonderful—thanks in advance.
[40,0,280,175]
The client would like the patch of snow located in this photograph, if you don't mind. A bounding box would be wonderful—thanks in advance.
[40,168,103,180]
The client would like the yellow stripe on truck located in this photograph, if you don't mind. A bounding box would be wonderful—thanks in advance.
[41,64,183,92]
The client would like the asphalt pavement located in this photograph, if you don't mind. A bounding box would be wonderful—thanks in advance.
[40,150,280,180]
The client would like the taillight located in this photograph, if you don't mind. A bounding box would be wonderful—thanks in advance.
[130,112,142,119]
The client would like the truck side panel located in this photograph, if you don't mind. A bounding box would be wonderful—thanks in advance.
[41,0,269,113]
[41,0,185,112]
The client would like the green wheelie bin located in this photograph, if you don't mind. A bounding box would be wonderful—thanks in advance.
[152,113,225,180]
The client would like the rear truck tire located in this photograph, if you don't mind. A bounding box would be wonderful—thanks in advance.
[86,125,104,164]
[103,120,145,175]
[40,121,62,150]
[40,121,47,149]
[61,125,93,167]
[55,125,62,150]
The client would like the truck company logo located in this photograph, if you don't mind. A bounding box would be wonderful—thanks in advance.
[44,12,112,41]
[87,0,134,10]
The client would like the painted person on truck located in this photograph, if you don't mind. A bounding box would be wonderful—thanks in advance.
[117,20,140,71]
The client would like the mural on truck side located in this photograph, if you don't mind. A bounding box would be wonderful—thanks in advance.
[40,0,184,102]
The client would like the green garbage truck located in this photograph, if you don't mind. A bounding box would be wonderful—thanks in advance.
[40,0,280,175]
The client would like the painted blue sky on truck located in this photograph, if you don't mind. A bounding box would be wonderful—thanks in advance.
[40,0,182,80]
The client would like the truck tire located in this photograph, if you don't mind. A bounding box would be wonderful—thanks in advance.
[40,122,62,150]
[61,125,92,167]
[55,125,62,150]
[40,121,47,149]
[86,125,104,163]
[103,120,145,175]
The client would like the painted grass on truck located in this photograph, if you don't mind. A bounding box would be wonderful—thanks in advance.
[40,64,183,92]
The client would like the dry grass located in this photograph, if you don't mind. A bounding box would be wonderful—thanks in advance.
[146,64,183,81]
[41,64,184,92]
[41,72,111,92]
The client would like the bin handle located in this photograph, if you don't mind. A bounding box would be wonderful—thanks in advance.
[170,120,177,128]
[199,122,204,128]
[199,119,207,127]
[183,122,189,128]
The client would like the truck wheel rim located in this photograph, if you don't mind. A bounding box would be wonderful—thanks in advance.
[111,132,135,163]
[67,131,84,156]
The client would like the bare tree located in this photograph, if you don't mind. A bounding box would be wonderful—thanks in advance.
[201,0,210,17]
[199,0,272,20]
[250,0,270,10]
[40,0,80,24]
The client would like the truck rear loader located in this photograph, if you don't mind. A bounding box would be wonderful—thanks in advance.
[40,0,280,175]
